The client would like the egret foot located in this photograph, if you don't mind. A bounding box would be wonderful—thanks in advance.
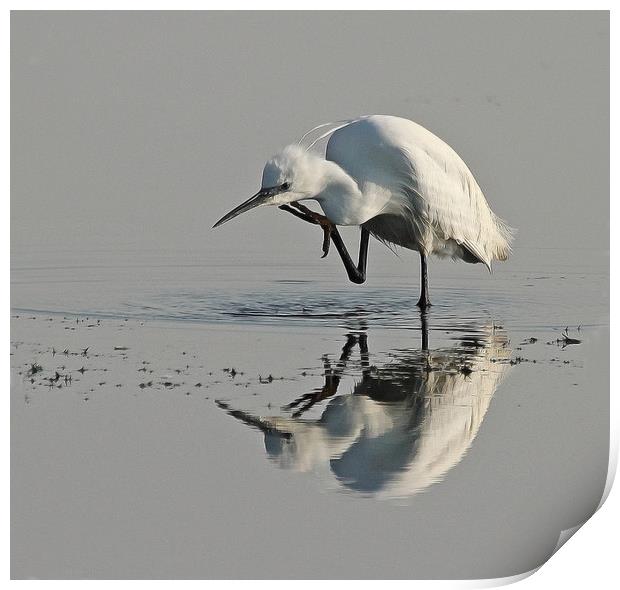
[290,202,335,258]
[278,203,335,258]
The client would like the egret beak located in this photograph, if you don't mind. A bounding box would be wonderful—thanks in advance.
[215,400,292,439]
[213,187,280,228]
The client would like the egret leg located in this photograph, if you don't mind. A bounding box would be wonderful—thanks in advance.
[417,253,431,309]
[331,227,369,284]
[279,203,370,284]
[420,309,429,351]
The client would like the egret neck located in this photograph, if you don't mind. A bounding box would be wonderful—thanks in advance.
[311,160,388,226]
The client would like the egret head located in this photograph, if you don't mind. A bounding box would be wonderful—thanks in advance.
[213,145,321,228]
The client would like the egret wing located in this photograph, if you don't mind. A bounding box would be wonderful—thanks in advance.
[324,115,513,266]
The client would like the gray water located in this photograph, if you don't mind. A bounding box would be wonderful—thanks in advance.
[11,10,609,580]
[10,245,609,579]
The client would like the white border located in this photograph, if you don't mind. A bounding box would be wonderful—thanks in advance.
[4,3,614,587]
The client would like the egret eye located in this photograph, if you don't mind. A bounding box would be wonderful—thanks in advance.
[281,182,291,191]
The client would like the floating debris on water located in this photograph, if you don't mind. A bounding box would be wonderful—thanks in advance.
[559,328,581,346]
[27,362,43,376]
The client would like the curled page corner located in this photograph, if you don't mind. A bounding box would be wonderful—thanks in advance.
[542,425,618,573]
[552,523,583,555]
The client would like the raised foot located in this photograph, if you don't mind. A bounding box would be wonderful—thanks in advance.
[318,220,334,258]
[279,202,336,257]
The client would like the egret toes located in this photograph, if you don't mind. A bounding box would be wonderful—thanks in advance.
[278,203,335,257]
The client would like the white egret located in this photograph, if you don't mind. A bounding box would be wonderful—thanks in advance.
[213,115,514,308]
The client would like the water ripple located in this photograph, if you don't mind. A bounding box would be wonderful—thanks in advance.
[118,285,525,331]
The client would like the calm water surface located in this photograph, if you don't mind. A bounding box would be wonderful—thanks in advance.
[11,244,608,578]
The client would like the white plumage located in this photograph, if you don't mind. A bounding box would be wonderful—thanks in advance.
[214,114,514,306]
[323,115,514,269]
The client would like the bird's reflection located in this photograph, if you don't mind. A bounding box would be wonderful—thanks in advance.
[218,318,511,499]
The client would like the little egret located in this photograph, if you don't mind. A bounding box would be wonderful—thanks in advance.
[213,115,514,308]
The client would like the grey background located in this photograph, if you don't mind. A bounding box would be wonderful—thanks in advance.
[12,11,608,260]
[11,11,609,580]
